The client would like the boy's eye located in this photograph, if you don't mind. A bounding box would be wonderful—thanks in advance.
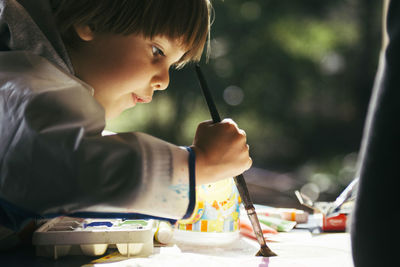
[152,46,165,57]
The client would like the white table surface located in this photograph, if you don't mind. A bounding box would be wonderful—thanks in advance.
[85,230,354,267]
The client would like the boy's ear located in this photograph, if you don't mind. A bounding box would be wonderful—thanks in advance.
[73,24,95,41]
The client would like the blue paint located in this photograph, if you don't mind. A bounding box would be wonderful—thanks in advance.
[193,221,200,231]
[84,221,113,228]
[168,184,189,196]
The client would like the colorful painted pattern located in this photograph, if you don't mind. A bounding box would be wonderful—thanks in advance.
[177,178,241,233]
[178,218,239,233]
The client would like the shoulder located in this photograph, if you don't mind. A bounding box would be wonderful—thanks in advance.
[0,51,105,133]
[0,51,93,95]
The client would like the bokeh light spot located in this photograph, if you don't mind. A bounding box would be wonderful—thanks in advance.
[223,85,244,106]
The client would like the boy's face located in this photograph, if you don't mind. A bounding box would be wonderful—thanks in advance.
[69,30,186,119]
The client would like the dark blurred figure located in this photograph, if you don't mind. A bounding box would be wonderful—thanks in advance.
[351,0,399,266]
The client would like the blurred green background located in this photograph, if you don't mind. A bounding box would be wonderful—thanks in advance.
[107,0,383,207]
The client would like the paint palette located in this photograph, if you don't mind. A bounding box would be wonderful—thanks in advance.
[33,217,154,259]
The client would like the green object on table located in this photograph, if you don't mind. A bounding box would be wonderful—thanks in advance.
[119,220,148,227]
[258,215,297,232]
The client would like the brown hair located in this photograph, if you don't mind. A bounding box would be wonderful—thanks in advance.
[50,0,212,68]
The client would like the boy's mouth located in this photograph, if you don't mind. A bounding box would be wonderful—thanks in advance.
[132,93,152,104]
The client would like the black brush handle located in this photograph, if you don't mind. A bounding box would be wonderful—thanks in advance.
[195,65,221,123]
[194,64,273,253]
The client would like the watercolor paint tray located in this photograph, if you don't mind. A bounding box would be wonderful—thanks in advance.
[32,216,154,259]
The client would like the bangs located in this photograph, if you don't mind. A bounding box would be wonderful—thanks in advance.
[119,0,212,68]
[144,0,212,68]
[52,0,212,68]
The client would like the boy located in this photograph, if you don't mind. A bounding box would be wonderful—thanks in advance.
[0,0,251,245]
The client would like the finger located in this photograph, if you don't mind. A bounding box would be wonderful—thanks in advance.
[222,118,238,128]
[200,119,214,125]
[197,120,214,131]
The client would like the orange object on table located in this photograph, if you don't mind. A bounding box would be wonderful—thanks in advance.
[239,217,277,240]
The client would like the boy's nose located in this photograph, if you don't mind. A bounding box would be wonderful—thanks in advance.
[151,68,170,91]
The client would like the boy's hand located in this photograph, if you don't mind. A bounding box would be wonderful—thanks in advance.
[191,119,252,185]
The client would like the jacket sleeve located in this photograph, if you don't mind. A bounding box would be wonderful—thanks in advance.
[0,52,195,230]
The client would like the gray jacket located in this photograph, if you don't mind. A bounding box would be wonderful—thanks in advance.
[0,0,195,233]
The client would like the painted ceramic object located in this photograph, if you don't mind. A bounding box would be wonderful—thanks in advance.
[177,178,241,233]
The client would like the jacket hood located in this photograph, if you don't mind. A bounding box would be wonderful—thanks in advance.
[0,0,73,73]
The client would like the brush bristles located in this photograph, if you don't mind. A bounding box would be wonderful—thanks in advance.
[255,246,277,257]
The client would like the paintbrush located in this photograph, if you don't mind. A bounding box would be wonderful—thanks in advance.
[194,64,277,257]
